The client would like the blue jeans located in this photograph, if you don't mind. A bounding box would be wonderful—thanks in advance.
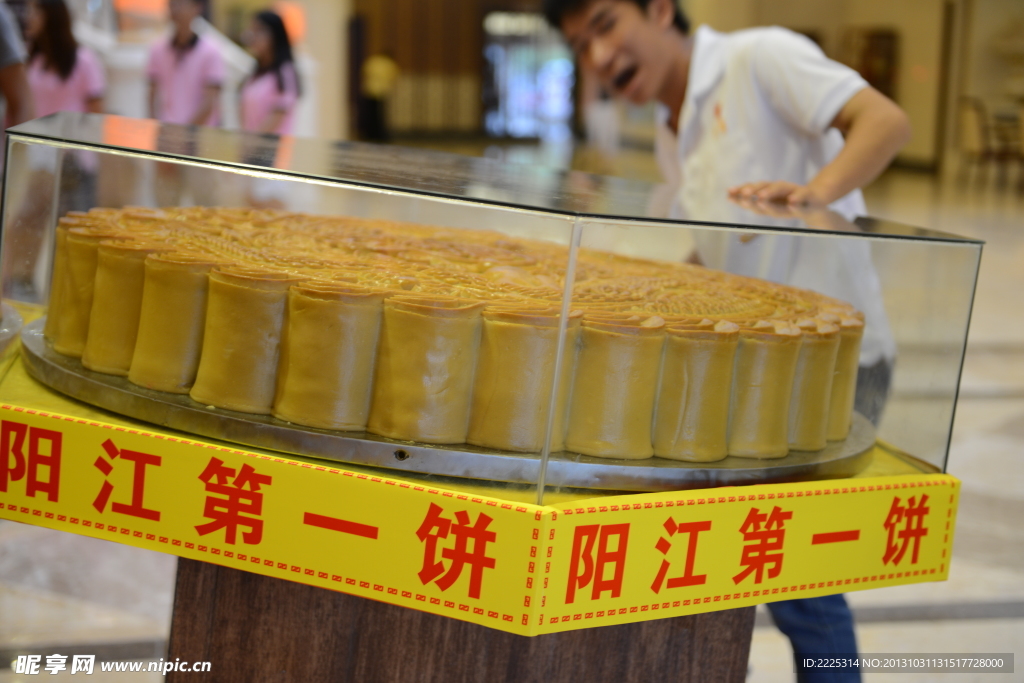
[767,594,861,682]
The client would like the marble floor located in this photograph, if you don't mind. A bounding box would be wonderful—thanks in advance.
[1,143,1022,681]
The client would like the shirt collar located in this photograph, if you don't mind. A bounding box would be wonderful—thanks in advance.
[655,25,727,134]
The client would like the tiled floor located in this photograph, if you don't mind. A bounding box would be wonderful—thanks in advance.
[1,143,1022,681]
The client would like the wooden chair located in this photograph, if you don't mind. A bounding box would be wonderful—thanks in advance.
[959,97,1014,184]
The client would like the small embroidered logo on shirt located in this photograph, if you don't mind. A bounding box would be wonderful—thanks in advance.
[713,102,727,135]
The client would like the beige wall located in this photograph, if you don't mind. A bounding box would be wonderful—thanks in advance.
[299,0,350,139]
[843,0,945,165]
[691,0,847,56]
[962,0,1024,102]
[683,0,758,33]
[752,0,847,57]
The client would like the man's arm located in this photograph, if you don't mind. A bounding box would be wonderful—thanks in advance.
[729,86,910,206]
[259,108,287,134]
[189,84,220,126]
[0,62,35,125]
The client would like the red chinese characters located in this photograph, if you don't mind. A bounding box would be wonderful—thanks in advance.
[883,494,929,566]
[651,518,712,594]
[566,523,630,604]
[0,420,61,502]
[733,506,793,585]
[415,502,496,599]
[92,439,160,521]
[195,457,272,545]
[304,512,378,539]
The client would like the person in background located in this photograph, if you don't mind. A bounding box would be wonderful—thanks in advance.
[545,1,911,681]
[24,0,105,117]
[147,0,223,127]
[147,0,223,206]
[0,2,35,136]
[240,10,300,135]
[23,0,104,215]
[360,51,398,142]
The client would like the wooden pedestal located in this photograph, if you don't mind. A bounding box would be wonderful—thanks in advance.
[167,558,755,682]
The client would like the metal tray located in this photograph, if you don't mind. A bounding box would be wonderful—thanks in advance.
[20,318,874,491]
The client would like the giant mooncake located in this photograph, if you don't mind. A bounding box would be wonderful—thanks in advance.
[43,207,865,462]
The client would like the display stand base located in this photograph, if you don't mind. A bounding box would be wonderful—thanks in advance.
[167,558,755,682]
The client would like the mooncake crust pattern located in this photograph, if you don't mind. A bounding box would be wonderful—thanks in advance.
[44,207,865,462]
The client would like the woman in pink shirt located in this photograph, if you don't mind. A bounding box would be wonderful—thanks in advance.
[24,0,104,116]
[9,0,104,298]
[240,11,300,135]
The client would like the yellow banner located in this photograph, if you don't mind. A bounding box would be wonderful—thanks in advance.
[0,404,958,636]
[538,476,957,632]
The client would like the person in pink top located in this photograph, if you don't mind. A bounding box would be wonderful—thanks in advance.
[147,0,223,127]
[24,0,104,117]
[240,10,300,135]
[23,0,103,219]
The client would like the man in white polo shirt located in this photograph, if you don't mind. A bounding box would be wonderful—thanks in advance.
[548,0,908,420]
[548,0,909,210]
[546,0,911,680]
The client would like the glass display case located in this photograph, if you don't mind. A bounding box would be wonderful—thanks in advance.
[1,112,982,507]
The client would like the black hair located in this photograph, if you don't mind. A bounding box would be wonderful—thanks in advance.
[28,0,78,81]
[252,10,301,96]
[543,0,690,35]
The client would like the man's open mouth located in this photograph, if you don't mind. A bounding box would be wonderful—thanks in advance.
[612,66,638,92]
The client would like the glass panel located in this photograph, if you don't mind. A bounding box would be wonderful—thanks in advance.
[10,114,654,220]
[540,214,982,500]
[8,113,986,243]
[2,138,62,302]
[0,114,983,503]
[2,134,588,500]
[872,239,981,467]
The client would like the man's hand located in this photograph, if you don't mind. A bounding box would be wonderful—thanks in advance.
[148,80,158,119]
[189,84,220,126]
[727,181,827,207]
[729,192,860,231]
